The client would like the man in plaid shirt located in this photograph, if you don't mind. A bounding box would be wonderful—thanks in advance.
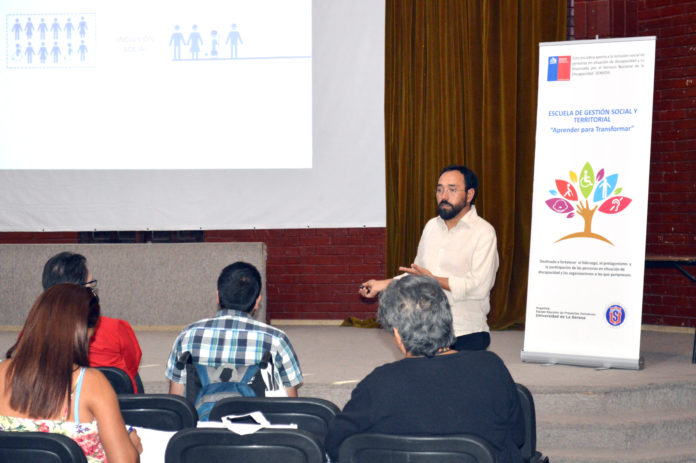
[165,262,303,396]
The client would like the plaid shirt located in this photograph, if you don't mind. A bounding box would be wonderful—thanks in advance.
[165,309,303,387]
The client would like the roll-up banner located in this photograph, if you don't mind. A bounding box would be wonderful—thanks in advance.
[523,37,656,370]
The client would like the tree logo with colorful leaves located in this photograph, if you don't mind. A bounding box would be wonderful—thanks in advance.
[545,162,631,245]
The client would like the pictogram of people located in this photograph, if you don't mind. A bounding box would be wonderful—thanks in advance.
[168,23,247,62]
[25,42,35,64]
[187,25,203,60]
[65,18,74,40]
[12,19,22,40]
[226,24,243,59]
[78,16,88,39]
[597,178,611,199]
[10,14,92,67]
[51,18,62,40]
[169,25,185,60]
[38,18,48,40]
[38,42,49,64]
[25,18,34,40]
[51,42,61,63]
[210,30,219,57]
[78,40,88,62]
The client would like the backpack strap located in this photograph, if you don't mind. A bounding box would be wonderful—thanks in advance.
[176,351,203,403]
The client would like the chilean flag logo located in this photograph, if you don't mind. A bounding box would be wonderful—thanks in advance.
[547,56,571,81]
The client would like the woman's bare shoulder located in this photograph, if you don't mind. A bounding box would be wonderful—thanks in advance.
[81,368,118,398]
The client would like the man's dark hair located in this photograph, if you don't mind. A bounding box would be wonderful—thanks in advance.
[217,262,262,313]
[42,252,89,290]
[440,165,479,204]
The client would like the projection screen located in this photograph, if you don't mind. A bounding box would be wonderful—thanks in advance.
[0,0,385,231]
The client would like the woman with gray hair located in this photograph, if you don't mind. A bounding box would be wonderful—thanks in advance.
[325,275,524,463]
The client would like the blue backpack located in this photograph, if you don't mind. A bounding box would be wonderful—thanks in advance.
[177,351,272,421]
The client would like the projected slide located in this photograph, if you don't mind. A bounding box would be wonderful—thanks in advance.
[0,0,312,169]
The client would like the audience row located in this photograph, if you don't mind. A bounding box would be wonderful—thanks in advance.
[0,251,524,462]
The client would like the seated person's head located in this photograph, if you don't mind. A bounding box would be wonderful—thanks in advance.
[6,284,100,417]
[217,262,262,314]
[42,252,90,290]
[377,275,455,357]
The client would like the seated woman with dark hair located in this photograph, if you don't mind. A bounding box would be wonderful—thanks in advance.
[0,284,142,463]
[325,275,524,463]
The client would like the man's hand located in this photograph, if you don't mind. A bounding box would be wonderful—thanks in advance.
[398,264,433,277]
[398,265,451,291]
[359,279,391,298]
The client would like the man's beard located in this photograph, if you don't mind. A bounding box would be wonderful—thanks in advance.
[438,198,468,220]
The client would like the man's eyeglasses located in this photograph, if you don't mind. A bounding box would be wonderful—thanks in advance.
[436,187,466,196]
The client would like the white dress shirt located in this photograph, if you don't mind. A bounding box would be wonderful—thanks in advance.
[410,205,499,336]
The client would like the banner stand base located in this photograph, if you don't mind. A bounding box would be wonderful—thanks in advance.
[521,351,643,370]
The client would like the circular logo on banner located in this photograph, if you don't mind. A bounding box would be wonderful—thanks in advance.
[605,304,626,327]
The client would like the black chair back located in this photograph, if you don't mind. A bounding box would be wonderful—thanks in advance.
[0,431,88,463]
[208,397,339,437]
[164,428,324,463]
[135,372,145,394]
[96,367,134,394]
[516,383,548,463]
[338,433,497,463]
[118,394,198,431]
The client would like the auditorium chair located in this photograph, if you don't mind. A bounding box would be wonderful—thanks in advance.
[135,372,145,394]
[516,383,549,463]
[337,433,497,463]
[96,366,134,394]
[0,431,88,463]
[208,396,340,439]
[164,428,324,463]
[118,394,198,431]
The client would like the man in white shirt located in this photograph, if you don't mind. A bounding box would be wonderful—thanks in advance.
[360,165,499,350]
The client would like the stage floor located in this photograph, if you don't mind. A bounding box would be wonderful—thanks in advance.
[277,325,696,393]
[1,325,694,399]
